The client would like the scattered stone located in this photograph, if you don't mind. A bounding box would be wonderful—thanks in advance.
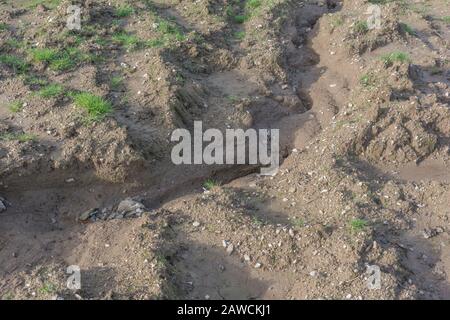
[244,254,251,262]
[79,208,98,221]
[192,221,201,227]
[254,262,262,269]
[309,270,317,277]
[422,227,443,239]
[117,198,146,217]
[65,178,75,183]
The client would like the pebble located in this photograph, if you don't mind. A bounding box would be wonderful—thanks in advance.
[254,262,262,269]
[244,254,251,262]
[192,221,200,227]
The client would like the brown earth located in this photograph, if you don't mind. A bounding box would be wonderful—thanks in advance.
[0,0,449,300]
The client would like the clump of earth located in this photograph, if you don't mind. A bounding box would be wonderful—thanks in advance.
[1,0,450,300]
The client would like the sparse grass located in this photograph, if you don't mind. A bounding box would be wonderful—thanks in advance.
[8,100,23,113]
[38,282,56,294]
[25,0,62,9]
[30,48,59,63]
[354,20,369,34]
[116,5,134,18]
[0,23,8,31]
[442,16,450,24]
[330,15,344,28]
[360,73,377,88]
[233,15,249,24]
[0,132,36,142]
[112,32,142,50]
[30,47,87,71]
[38,84,64,98]
[0,54,29,73]
[203,178,219,190]
[234,31,246,40]
[73,92,112,121]
[5,39,24,49]
[110,76,124,90]
[400,23,415,35]
[291,217,305,228]
[146,18,187,48]
[350,218,368,232]
[381,51,411,65]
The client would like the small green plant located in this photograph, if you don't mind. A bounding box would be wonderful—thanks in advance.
[354,20,369,34]
[442,16,450,24]
[38,84,64,98]
[30,48,59,63]
[0,23,8,31]
[330,15,344,28]
[203,178,219,190]
[381,51,411,65]
[350,218,368,232]
[246,0,262,10]
[0,132,36,142]
[234,15,249,24]
[73,92,112,121]
[30,47,86,71]
[26,0,62,9]
[0,54,29,73]
[116,5,134,18]
[360,73,377,88]
[110,76,124,90]
[39,282,56,294]
[291,217,305,228]
[400,23,415,35]
[252,215,264,226]
[8,100,23,113]
[112,32,141,50]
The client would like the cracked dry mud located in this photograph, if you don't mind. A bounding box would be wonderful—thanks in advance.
[0,0,450,300]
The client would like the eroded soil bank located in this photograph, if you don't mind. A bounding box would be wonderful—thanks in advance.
[1,0,450,299]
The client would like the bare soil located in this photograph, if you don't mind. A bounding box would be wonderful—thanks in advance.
[0,0,450,300]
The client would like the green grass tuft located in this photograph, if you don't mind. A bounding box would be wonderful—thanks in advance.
[0,132,36,142]
[116,5,134,18]
[38,84,64,98]
[350,218,368,232]
[0,54,29,73]
[354,20,369,34]
[381,51,411,65]
[203,179,219,190]
[73,92,112,121]
[8,100,23,113]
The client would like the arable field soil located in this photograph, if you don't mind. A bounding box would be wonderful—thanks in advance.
[0,0,450,300]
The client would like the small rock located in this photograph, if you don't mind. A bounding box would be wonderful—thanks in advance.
[244,254,251,262]
[309,270,317,277]
[65,178,75,183]
[423,228,439,239]
[192,221,200,227]
[117,198,145,215]
[79,208,98,221]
